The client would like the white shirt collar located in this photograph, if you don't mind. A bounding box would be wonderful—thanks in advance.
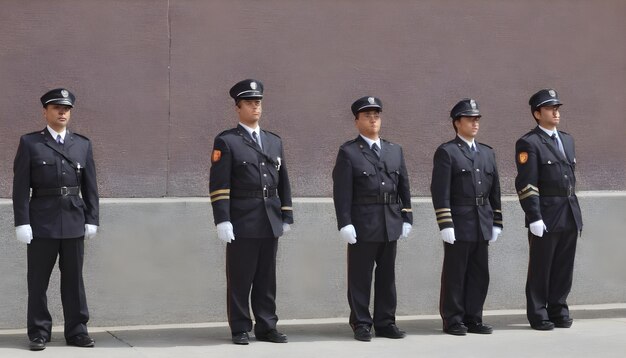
[359,134,380,149]
[457,134,476,149]
[538,125,559,138]
[47,125,66,142]
[239,122,260,138]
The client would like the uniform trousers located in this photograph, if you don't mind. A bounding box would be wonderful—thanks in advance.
[226,237,278,334]
[526,228,578,325]
[347,240,397,330]
[27,237,89,340]
[440,239,489,329]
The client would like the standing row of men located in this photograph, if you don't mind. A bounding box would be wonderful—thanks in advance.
[12,82,582,350]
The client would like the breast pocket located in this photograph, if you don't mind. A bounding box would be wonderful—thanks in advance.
[452,167,473,194]
[31,157,56,181]
[540,159,562,183]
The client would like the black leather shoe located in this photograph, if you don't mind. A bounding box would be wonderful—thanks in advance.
[531,320,555,331]
[552,317,573,328]
[66,334,95,347]
[466,322,493,334]
[353,326,372,342]
[444,323,468,336]
[375,324,406,339]
[255,329,288,343]
[232,331,249,345]
[29,337,46,351]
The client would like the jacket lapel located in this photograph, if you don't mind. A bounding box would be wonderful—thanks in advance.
[356,136,379,166]
[556,130,573,163]
[535,127,565,162]
[455,137,474,162]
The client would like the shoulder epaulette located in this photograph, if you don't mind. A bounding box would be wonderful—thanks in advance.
[263,129,281,139]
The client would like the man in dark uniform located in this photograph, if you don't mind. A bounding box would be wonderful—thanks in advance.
[515,89,583,331]
[332,96,413,342]
[430,98,502,336]
[209,79,293,345]
[13,88,99,350]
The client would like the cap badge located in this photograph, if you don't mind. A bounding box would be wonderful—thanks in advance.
[368,97,376,104]
[470,99,477,109]
[250,82,257,90]
[548,90,556,97]
[61,89,69,98]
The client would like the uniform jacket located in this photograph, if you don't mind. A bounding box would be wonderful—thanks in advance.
[515,127,582,232]
[431,137,502,242]
[332,136,413,242]
[209,125,293,239]
[12,128,99,239]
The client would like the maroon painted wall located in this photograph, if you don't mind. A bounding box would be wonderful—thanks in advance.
[2,0,625,198]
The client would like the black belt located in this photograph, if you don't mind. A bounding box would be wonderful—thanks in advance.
[541,186,575,197]
[231,188,278,199]
[32,186,80,197]
[452,196,487,206]
[353,193,398,205]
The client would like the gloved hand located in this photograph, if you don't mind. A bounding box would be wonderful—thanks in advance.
[529,220,546,237]
[490,226,502,243]
[339,224,357,245]
[440,227,456,244]
[216,221,235,243]
[15,225,33,244]
[399,222,412,240]
[282,223,291,235]
[84,224,98,240]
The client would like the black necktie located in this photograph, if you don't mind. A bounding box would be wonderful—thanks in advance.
[551,134,565,157]
[252,131,262,150]
[470,143,476,158]
[371,143,380,158]
[56,134,63,145]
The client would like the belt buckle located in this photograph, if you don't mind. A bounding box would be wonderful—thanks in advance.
[262,187,269,198]
[383,192,390,204]
[567,186,574,197]
[60,186,69,196]
[475,197,484,206]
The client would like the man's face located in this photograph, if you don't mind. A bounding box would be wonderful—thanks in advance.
[43,104,72,131]
[236,99,262,126]
[354,109,381,139]
[534,105,561,129]
[455,116,480,139]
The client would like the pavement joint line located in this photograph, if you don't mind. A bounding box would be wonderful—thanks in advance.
[107,330,134,347]
[0,303,623,335]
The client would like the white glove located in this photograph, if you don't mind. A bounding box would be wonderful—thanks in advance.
[339,224,357,244]
[15,225,33,244]
[490,226,502,243]
[400,223,412,240]
[84,224,98,240]
[216,221,235,243]
[529,220,547,237]
[440,227,456,244]
[282,223,291,234]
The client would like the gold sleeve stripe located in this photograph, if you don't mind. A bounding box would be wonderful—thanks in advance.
[494,220,503,225]
[517,184,538,194]
[435,208,451,213]
[494,209,502,213]
[210,189,230,196]
[210,195,230,203]
[518,191,539,200]
[281,206,293,211]
[401,208,412,213]
[437,218,453,224]
[436,212,452,218]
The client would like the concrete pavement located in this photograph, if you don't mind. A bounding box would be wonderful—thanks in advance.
[0,304,625,358]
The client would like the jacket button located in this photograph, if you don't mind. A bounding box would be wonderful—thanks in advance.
[62,160,65,164]
[478,181,482,184]
[382,182,385,185]
[263,174,267,177]
[261,162,265,166]
[476,168,480,172]
[564,175,568,178]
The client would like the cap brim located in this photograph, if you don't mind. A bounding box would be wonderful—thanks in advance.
[47,100,73,107]
[454,110,481,118]
[535,99,562,108]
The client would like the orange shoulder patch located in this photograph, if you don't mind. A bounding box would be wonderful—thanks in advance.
[518,151,528,164]
[211,149,222,163]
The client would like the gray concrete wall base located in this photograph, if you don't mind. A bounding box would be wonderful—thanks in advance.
[1,192,625,329]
